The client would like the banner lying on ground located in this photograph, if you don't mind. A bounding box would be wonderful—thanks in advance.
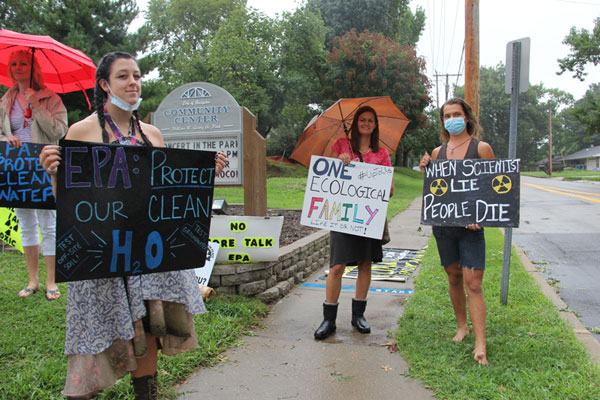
[210,215,283,263]
[342,247,426,282]
[301,155,393,239]
[0,142,55,209]
[421,158,520,227]
[55,139,216,282]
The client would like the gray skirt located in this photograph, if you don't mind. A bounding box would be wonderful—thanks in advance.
[329,231,383,267]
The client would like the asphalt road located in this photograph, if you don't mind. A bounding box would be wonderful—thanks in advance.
[512,175,600,341]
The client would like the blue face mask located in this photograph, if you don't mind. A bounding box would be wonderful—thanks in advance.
[107,85,142,112]
[444,117,466,135]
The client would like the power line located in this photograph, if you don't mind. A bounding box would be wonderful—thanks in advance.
[445,0,461,72]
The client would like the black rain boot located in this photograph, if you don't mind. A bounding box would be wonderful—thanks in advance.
[131,372,158,400]
[314,302,338,340]
[351,298,371,334]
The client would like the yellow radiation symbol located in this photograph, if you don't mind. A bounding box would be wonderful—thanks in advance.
[492,175,512,194]
[429,178,448,196]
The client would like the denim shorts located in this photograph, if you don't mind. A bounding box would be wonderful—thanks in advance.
[432,226,485,270]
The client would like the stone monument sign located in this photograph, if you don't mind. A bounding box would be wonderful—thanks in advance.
[153,82,243,185]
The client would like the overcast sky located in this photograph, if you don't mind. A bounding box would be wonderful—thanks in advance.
[136,0,600,100]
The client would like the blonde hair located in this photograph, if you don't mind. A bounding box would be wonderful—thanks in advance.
[9,50,45,90]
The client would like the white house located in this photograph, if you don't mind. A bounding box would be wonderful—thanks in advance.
[562,145,600,171]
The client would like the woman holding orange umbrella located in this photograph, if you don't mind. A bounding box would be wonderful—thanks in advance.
[314,105,394,340]
[0,49,67,300]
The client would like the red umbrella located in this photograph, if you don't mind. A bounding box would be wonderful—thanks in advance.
[290,96,410,167]
[0,29,96,98]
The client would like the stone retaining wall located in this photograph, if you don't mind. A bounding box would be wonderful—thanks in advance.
[209,230,329,303]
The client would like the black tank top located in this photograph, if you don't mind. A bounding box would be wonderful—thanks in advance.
[437,138,480,160]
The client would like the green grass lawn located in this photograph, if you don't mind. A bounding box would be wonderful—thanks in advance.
[523,170,600,181]
[396,228,600,400]
[3,164,599,399]
[0,252,268,399]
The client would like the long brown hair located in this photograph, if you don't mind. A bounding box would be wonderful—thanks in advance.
[349,105,380,153]
[439,97,482,142]
[94,51,151,146]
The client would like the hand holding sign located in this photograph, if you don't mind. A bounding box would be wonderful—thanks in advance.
[301,155,393,239]
[421,158,520,227]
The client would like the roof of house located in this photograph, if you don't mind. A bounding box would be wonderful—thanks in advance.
[562,145,600,161]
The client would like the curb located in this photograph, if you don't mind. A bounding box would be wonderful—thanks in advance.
[511,239,600,365]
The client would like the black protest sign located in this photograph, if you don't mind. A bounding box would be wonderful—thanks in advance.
[421,158,520,227]
[55,139,216,282]
[0,142,55,209]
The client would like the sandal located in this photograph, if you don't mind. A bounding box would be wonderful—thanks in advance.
[45,288,61,301]
[18,287,39,298]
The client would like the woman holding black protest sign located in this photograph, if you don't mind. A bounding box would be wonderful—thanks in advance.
[0,49,67,301]
[419,97,494,365]
[40,51,226,400]
[314,105,394,340]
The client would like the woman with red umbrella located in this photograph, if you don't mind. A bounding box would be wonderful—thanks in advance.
[0,49,67,300]
[314,105,394,340]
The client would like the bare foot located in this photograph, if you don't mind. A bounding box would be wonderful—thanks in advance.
[451,327,469,342]
[474,350,488,365]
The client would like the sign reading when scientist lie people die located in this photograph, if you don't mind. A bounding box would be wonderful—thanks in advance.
[55,139,216,282]
[0,141,55,209]
[301,155,393,239]
[421,158,521,227]
[153,82,242,185]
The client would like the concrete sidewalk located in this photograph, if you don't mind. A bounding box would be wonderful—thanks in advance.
[177,198,435,399]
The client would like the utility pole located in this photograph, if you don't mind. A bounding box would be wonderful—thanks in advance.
[434,71,440,109]
[433,73,462,102]
[465,0,480,119]
[549,109,553,176]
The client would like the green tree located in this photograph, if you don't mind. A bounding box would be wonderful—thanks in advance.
[402,108,440,167]
[558,17,600,81]
[320,29,430,166]
[567,83,600,144]
[205,9,280,135]
[456,65,575,169]
[267,7,328,156]
[143,0,245,84]
[306,0,425,48]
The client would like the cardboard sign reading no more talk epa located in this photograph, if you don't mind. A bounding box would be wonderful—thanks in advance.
[301,155,393,239]
[55,139,216,282]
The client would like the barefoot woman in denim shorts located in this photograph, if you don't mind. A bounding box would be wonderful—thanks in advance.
[419,98,494,365]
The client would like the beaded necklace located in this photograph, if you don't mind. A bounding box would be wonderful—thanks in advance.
[103,107,137,145]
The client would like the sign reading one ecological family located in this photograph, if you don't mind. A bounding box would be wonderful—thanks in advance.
[301,155,393,239]
[55,139,216,282]
[210,216,284,263]
[421,158,521,227]
[0,142,55,209]
[153,82,242,185]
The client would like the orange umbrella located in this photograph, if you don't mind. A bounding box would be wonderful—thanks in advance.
[290,96,410,167]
